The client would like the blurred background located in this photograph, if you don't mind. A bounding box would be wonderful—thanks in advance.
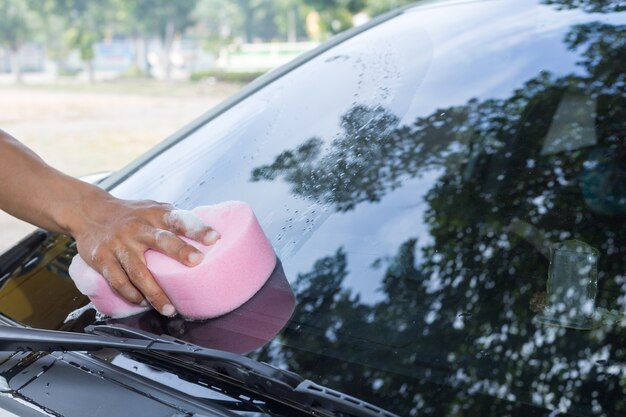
[0,0,417,252]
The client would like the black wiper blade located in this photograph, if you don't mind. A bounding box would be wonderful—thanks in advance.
[0,323,300,385]
[92,324,400,417]
[0,324,398,417]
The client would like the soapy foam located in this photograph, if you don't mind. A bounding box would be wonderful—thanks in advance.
[69,256,99,295]
[64,302,95,323]
[165,209,207,236]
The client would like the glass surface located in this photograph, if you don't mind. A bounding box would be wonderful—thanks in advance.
[1,0,625,415]
[537,239,600,329]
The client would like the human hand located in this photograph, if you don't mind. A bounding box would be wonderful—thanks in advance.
[69,189,219,316]
[0,130,219,316]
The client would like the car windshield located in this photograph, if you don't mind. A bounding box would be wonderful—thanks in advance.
[1,0,625,415]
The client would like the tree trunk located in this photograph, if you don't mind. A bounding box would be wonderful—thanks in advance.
[161,21,176,82]
[243,4,254,42]
[288,7,297,43]
[80,43,96,83]
[86,60,95,83]
[143,36,151,76]
[133,36,143,71]
[133,35,150,76]
[10,47,22,84]
[235,0,254,42]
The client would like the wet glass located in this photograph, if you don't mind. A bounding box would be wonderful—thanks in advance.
[537,240,599,329]
[1,1,625,416]
[106,3,626,413]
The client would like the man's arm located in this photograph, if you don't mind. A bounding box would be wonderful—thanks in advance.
[0,129,219,316]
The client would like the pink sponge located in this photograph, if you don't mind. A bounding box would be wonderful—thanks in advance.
[111,260,295,354]
[68,201,277,319]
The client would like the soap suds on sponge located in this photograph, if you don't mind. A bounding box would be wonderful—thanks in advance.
[164,209,207,235]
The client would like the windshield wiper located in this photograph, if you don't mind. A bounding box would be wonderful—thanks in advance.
[0,324,398,417]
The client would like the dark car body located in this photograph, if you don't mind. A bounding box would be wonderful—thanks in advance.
[0,0,625,415]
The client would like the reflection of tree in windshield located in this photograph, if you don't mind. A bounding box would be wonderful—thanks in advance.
[252,105,402,212]
[250,19,626,416]
[542,0,625,13]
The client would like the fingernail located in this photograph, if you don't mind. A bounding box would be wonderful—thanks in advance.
[204,230,220,245]
[188,251,203,265]
[162,304,176,317]
[139,299,149,307]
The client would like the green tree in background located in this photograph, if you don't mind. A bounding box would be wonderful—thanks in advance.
[0,0,40,83]
[200,0,419,45]
[0,0,424,83]
[234,0,274,42]
[365,0,421,16]
[298,0,363,36]
[122,0,199,81]
[194,0,242,58]
[42,0,116,83]
[229,0,303,42]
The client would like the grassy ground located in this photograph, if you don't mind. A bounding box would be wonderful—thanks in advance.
[0,81,240,253]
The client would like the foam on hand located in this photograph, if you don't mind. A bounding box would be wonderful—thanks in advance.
[68,201,277,320]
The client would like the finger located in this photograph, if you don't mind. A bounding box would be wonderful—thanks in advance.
[151,229,205,267]
[163,209,220,245]
[100,260,144,305]
[117,250,176,317]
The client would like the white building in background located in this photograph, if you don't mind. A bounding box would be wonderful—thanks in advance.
[0,38,215,82]
[0,37,317,82]
[215,41,319,73]
[0,44,46,73]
